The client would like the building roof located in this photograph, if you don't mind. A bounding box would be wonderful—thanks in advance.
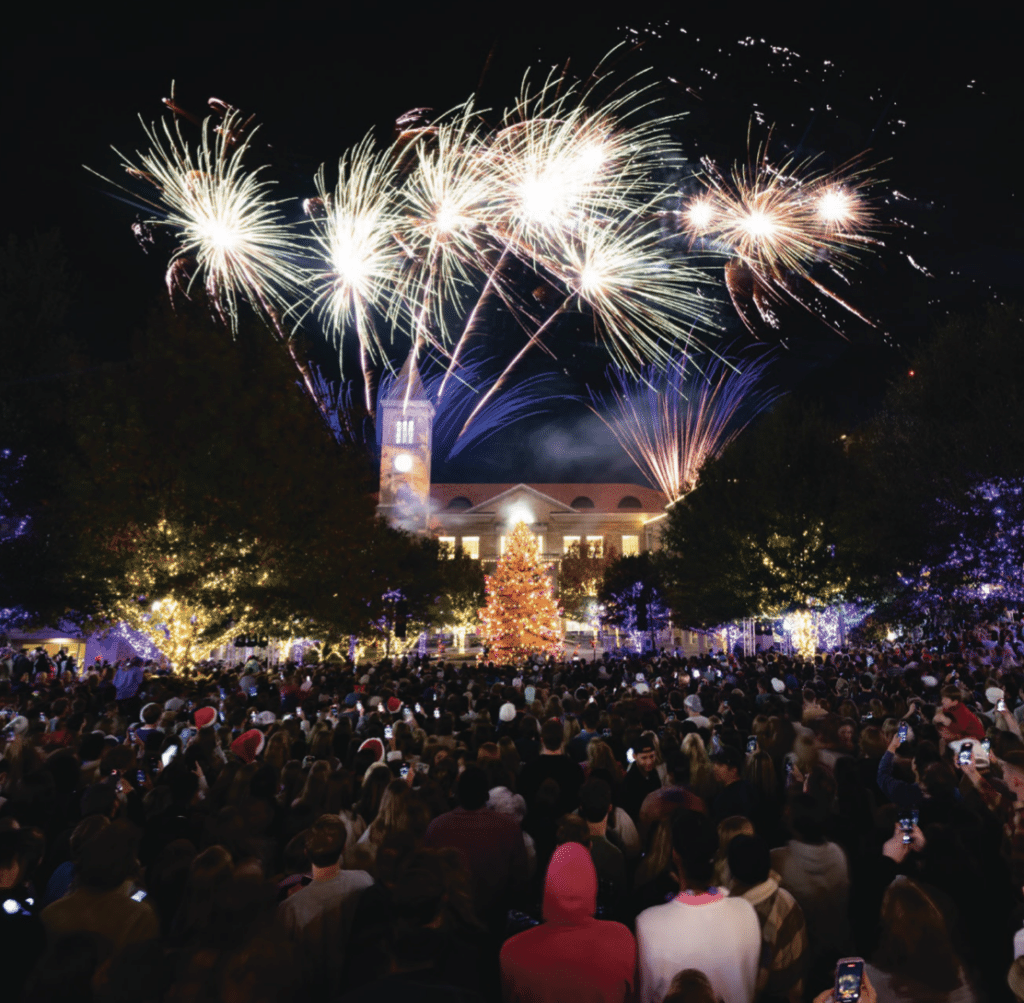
[430,482,667,514]
[384,349,429,406]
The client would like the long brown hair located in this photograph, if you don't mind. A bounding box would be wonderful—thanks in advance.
[873,878,963,993]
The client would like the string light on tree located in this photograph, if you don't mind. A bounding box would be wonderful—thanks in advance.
[479,521,563,663]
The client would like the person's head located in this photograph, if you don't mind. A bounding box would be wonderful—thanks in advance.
[710,745,743,786]
[681,732,712,773]
[743,749,776,799]
[76,820,140,891]
[874,878,962,993]
[305,814,347,868]
[140,702,162,726]
[940,685,962,712]
[634,732,658,773]
[456,764,489,810]
[540,718,564,753]
[920,760,958,801]
[726,833,771,890]
[662,968,721,1003]
[554,813,591,848]
[670,809,718,891]
[578,778,612,824]
[586,738,621,779]
[715,815,755,864]
[788,792,826,844]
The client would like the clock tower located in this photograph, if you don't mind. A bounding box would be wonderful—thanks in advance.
[378,350,435,531]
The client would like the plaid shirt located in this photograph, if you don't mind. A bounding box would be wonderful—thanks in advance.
[735,871,808,999]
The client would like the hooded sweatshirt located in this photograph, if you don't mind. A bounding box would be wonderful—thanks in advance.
[770,839,850,958]
[500,842,636,1003]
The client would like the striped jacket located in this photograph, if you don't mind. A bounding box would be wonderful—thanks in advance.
[732,871,808,1000]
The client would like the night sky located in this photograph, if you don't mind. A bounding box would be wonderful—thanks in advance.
[5,3,1019,485]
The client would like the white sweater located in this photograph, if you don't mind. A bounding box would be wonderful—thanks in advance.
[636,894,761,1003]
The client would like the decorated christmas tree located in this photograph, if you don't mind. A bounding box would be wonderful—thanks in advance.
[479,520,563,663]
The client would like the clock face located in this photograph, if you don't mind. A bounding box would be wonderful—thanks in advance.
[393,453,413,473]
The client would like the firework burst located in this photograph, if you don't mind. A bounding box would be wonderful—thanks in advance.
[306,135,408,413]
[590,347,778,503]
[91,105,303,332]
[680,139,879,335]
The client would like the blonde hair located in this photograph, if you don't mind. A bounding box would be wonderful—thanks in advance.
[682,732,715,801]
[634,818,674,890]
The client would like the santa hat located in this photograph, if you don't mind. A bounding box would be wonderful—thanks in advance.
[358,737,385,763]
[386,697,403,714]
[194,706,217,730]
[231,728,265,764]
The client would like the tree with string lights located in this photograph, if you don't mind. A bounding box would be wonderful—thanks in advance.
[479,521,563,664]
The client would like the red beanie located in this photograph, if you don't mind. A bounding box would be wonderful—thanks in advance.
[386,697,403,714]
[358,737,385,763]
[194,706,217,729]
[231,728,265,764]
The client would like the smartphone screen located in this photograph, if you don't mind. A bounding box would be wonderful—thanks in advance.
[998,699,1008,712]
[433,708,441,719]
[136,769,146,786]
[131,889,148,902]
[958,742,973,766]
[897,722,909,742]
[746,736,757,754]
[626,748,635,764]
[899,817,914,844]
[835,958,864,1002]
[161,746,178,767]
[400,765,409,779]
[384,726,393,740]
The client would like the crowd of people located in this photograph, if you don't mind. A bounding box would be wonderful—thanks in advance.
[3,617,1024,1002]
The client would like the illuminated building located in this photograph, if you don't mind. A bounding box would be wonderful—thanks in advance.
[377,351,668,571]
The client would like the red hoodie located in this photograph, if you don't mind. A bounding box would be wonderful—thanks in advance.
[500,842,636,1003]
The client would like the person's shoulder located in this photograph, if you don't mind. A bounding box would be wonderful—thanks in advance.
[342,868,374,890]
[635,898,676,932]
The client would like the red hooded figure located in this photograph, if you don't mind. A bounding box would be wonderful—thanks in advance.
[500,842,636,1003]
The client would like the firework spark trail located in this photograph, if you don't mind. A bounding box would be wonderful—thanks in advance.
[590,348,778,503]
[374,351,554,461]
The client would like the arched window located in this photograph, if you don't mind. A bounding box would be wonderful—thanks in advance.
[617,495,642,509]
[446,496,473,511]
[570,496,595,509]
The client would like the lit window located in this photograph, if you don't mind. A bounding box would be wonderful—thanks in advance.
[586,536,604,558]
[395,419,414,445]
[536,535,544,556]
[622,534,639,557]
[563,535,581,554]
[461,536,480,559]
[439,536,456,559]
[500,535,507,556]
